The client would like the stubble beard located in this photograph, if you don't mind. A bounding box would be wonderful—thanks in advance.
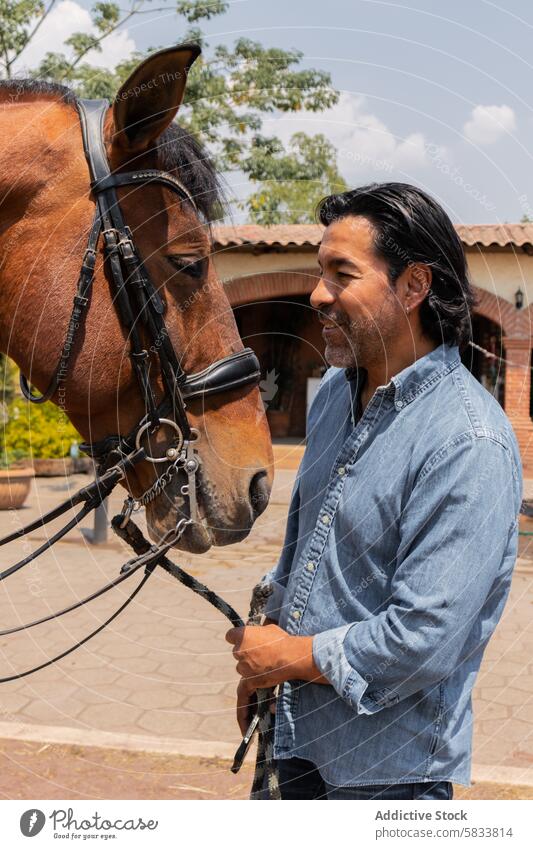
[324,288,400,369]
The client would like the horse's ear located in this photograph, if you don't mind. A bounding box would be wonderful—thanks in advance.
[112,43,200,154]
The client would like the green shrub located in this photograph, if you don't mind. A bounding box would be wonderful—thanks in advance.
[0,357,82,465]
[1,398,81,463]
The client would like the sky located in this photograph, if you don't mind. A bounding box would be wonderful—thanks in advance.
[13,0,533,224]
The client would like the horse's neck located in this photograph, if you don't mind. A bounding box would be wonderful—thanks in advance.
[1,105,35,248]
[0,99,86,362]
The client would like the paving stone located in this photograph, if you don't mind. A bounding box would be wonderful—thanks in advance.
[24,697,86,722]
[197,714,238,743]
[79,702,142,729]
[112,674,159,691]
[182,694,234,714]
[68,667,122,686]
[509,676,533,694]
[475,672,508,689]
[510,701,533,723]
[182,640,230,654]
[99,641,151,660]
[194,653,235,669]
[74,687,134,706]
[481,687,528,707]
[129,688,187,709]
[172,681,225,696]
[475,701,510,721]
[111,657,162,674]
[0,692,30,712]
[157,662,214,680]
[136,709,202,737]
[30,682,80,700]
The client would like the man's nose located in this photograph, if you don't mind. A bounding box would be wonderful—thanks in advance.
[310,276,336,310]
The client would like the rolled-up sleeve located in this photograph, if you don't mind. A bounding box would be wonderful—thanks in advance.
[312,431,521,714]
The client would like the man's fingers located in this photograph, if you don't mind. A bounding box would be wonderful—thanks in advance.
[225,626,244,645]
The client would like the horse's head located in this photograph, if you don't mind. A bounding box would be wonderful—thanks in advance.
[0,46,273,553]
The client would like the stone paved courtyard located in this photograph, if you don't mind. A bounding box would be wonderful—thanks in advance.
[0,454,532,785]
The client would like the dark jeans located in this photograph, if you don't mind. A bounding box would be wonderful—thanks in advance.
[275,757,454,800]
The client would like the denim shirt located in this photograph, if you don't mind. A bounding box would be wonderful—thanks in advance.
[263,342,522,787]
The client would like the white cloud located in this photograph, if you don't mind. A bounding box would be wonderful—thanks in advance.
[463,104,516,146]
[14,0,136,75]
[260,92,443,179]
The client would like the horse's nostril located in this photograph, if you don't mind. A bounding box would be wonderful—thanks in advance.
[249,471,270,519]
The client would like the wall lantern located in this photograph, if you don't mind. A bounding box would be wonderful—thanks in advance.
[515,287,524,310]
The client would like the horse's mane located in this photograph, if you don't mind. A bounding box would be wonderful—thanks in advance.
[0,79,223,221]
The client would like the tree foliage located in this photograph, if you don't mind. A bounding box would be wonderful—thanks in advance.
[0,0,344,222]
[246,133,347,225]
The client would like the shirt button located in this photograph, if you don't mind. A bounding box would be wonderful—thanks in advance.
[321,514,330,525]
[337,466,346,476]
[395,400,404,410]
[306,561,315,571]
[292,610,301,620]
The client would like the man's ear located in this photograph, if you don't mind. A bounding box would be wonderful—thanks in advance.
[407,263,432,307]
[112,43,201,155]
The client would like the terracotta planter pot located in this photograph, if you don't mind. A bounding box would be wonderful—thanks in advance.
[0,468,34,510]
[266,409,291,438]
[32,458,74,477]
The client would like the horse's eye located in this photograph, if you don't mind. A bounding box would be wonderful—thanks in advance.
[167,256,206,279]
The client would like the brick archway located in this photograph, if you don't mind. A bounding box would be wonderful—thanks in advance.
[226,269,318,306]
[472,286,531,338]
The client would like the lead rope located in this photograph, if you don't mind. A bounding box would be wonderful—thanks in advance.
[246,582,281,800]
[110,514,279,799]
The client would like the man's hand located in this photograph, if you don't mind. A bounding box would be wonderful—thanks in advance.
[225,623,329,735]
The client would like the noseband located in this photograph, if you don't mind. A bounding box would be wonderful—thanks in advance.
[19,98,261,537]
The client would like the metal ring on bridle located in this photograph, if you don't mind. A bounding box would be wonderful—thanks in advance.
[135,418,184,463]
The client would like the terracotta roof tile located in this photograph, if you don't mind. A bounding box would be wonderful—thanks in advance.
[213,223,533,249]
[213,224,323,247]
[455,224,533,248]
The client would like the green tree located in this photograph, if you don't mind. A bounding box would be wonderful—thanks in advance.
[245,133,347,225]
[0,0,344,222]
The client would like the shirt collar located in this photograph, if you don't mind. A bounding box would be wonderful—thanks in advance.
[344,342,461,409]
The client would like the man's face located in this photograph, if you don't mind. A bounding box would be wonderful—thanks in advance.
[312,215,405,369]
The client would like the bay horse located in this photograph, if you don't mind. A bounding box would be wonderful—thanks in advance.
[0,44,273,554]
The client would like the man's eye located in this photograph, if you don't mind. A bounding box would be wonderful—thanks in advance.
[167,256,206,279]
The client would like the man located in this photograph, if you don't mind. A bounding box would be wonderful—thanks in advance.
[225,183,522,800]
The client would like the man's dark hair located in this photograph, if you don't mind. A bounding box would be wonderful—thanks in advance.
[316,182,477,348]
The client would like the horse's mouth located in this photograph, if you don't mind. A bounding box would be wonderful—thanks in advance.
[146,513,252,554]
[143,468,254,554]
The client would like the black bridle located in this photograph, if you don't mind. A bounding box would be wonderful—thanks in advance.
[19,98,261,531]
[1,97,276,793]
